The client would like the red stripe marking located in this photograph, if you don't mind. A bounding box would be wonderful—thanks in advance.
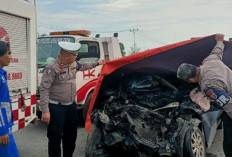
[18,118,25,130]
[76,79,97,102]
[31,94,36,105]
[13,110,18,121]
[25,106,31,117]
[18,97,25,109]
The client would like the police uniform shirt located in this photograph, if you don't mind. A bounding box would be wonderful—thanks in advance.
[199,41,232,117]
[39,58,98,113]
[0,68,13,136]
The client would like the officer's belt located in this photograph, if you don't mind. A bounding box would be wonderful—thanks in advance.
[49,100,74,105]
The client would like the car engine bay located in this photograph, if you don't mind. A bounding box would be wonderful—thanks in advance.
[88,74,220,157]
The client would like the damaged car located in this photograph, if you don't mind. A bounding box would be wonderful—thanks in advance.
[86,74,222,157]
[85,35,232,157]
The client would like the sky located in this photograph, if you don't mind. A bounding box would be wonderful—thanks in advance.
[32,0,232,55]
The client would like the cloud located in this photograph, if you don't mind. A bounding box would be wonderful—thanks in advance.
[102,0,140,10]
[35,0,232,52]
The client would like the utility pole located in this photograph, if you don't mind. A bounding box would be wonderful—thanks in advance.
[130,29,138,53]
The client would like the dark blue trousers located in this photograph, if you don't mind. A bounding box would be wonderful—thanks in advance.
[47,103,78,157]
[223,113,232,157]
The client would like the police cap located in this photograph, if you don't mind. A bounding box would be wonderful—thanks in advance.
[58,41,81,52]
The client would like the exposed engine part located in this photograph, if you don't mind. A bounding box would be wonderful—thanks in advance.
[99,111,110,124]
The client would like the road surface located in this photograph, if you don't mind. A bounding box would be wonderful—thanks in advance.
[13,121,225,157]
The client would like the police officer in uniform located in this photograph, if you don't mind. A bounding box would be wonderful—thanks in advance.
[0,41,20,157]
[177,34,232,157]
[40,41,105,157]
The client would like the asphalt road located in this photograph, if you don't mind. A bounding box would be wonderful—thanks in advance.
[13,121,225,157]
[13,121,87,157]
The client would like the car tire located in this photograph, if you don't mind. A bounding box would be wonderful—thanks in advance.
[85,124,106,157]
[183,128,206,157]
[83,92,93,122]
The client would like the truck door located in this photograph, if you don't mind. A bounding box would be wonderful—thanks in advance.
[75,41,101,103]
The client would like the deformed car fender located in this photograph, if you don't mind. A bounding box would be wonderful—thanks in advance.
[201,110,224,148]
[176,118,202,157]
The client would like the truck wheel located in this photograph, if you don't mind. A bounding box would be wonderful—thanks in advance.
[85,124,106,157]
[83,92,93,123]
[183,128,206,157]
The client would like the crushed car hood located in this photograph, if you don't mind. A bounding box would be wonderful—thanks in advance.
[85,34,232,132]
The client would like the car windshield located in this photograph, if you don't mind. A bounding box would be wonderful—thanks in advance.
[37,37,75,68]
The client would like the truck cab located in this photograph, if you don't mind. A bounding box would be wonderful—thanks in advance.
[37,30,122,120]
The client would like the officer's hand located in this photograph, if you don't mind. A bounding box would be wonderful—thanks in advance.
[0,134,9,146]
[98,59,106,65]
[215,33,224,42]
[42,112,50,124]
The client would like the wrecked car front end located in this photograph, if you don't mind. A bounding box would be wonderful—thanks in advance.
[87,74,209,157]
[85,35,231,157]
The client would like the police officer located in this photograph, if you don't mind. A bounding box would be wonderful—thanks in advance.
[0,41,20,157]
[40,41,105,157]
[177,33,232,157]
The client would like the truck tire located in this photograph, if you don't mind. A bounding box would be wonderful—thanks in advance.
[85,124,106,157]
[183,128,206,157]
[83,92,93,123]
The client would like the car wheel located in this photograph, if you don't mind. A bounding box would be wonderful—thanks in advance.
[83,92,93,122]
[183,128,206,157]
[85,124,106,157]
